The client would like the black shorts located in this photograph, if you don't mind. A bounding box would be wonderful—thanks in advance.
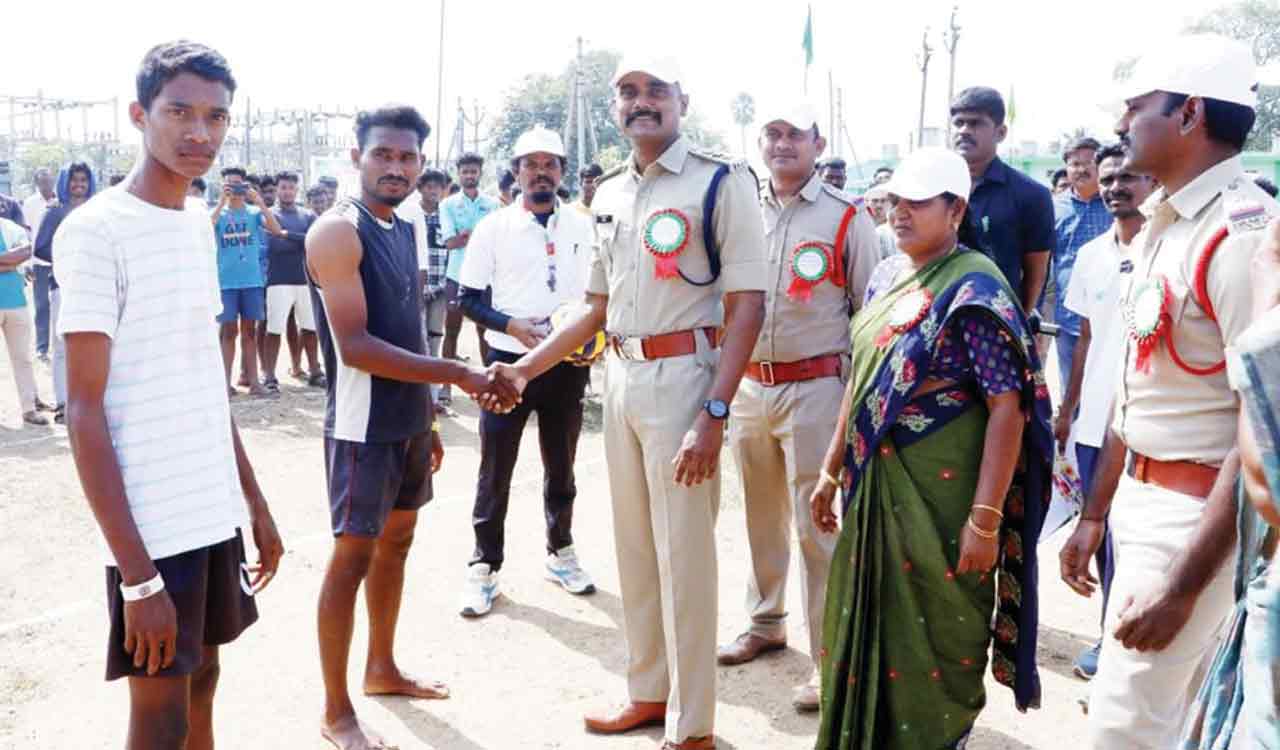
[104,531,258,681]
[324,432,434,537]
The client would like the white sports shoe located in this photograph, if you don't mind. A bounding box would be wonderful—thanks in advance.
[545,546,596,595]
[459,563,500,618]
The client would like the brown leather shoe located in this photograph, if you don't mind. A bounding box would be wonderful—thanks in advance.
[662,736,716,750]
[583,701,665,734]
[717,632,787,666]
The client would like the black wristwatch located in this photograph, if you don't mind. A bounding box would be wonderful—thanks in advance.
[703,399,729,420]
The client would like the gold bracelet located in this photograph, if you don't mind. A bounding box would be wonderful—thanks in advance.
[971,503,1004,519]
[966,516,999,539]
[431,421,442,433]
[820,469,842,490]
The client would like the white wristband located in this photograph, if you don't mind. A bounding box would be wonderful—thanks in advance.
[119,572,165,602]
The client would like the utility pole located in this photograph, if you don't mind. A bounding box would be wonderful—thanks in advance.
[915,29,933,149]
[243,96,252,166]
[943,5,961,145]
[835,87,844,158]
[463,99,485,153]
[576,36,586,178]
[435,0,446,167]
[828,69,835,150]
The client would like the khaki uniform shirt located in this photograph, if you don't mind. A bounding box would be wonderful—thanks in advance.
[1114,156,1280,465]
[755,173,881,363]
[587,136,767,336]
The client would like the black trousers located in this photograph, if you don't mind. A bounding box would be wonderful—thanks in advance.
[471,347,589,571]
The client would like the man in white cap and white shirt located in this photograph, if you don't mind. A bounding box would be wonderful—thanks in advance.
[481,55,766,749]
[716,98,880,713]
[455,125,597,617]
[1058,34,1280,748]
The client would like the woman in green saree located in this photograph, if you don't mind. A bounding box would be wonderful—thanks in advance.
[809,149,1053,750]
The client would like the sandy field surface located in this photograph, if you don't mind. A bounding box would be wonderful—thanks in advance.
[0,331,1098,749]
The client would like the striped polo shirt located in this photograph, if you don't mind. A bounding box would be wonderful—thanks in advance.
[55,186,247,563]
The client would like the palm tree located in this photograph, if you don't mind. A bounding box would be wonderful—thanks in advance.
[730,92,756,157]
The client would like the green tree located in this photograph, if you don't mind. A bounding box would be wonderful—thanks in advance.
[1187,0,1280,150]
[730,92,756,157]
[489,48,727,189]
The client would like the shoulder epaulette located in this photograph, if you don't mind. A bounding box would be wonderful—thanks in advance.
[688,147,745,168]
[597,163,626,186]
[820,183,857,207]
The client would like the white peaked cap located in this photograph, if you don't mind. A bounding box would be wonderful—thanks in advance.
[866,148,971,201]
[513,125,566,160]
[1117,34,1258,109]
[611,54,685,88]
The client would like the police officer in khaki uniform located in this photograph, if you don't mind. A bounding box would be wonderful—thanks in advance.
[1057,35,1280,749]
[488,56,766,750]
[714,100,880,713]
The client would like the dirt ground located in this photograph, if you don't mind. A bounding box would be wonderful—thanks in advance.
[0,332,1098,749]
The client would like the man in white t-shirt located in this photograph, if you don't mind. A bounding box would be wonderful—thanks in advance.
[1056,142,1156,680]
[454,126,597,617]
[57,41,282,749]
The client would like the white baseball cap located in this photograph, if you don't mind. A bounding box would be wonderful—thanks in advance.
[611,54,685,88]
[866,148,970,201]
[512,125,566,160]
[1115,34,1258,109]
[758,99,820,132]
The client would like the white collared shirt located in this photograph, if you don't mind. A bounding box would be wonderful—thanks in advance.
[458,199,594,354]
[1064,227,1132,448]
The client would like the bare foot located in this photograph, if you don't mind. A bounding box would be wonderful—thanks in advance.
[247,384,270,397]
[237,375,251,388]
[363,668,450,700]
[321,715,397,750]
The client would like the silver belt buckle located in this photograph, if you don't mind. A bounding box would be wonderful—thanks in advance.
[758,361,775,387]
[609,334,644,361]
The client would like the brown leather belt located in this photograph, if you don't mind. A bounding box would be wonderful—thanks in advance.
[1126,452,1219,500]
[745,354,842,386]
[608,327,720,361]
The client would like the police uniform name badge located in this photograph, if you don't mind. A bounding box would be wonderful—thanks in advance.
[642,208,691,279]
[1224,178,1271,233]
[787,241,833,302]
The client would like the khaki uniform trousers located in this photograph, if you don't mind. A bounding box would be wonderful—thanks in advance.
[1088,475,1237,749]
[603,343,720,744]
[728,374,841,667]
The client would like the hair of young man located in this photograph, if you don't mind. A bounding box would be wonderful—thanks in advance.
[192,176,207,191]
[579,163,604,179]
[258,175,276,188]
[274,171,299,184]
[66,161,94,183]
[874,166,893,177]
[821,157,847,172]
[108,174,126,186]
[1094,142,1128,166]
[509,154,569,174]
[245,174,261,188]
[1158,92,1257,152]
[306,185,327,200]
[221,166,247,180]
[353,104,431,151]
[135,40,237,112]
[417,169,448,188]
[456,152,485,169]
[1062,136,1102,162]
[950,86,1006,126]
[1051,167,1068,184]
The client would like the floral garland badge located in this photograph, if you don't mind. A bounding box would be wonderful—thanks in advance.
[874,286,934,348]
[642,208,691,279]
[787,242,832,302]
[1126,276,1170,374]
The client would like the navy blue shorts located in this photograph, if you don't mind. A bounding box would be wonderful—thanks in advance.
[104,531,258,681]
[324,432,434,537]
[217,287,266,323]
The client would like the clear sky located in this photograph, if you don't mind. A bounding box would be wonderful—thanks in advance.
[1,0,1222,169]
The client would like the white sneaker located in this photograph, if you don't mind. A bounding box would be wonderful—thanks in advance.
[459,563,500,618]
[545,546,596,595]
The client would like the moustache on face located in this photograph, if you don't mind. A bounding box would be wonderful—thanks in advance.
[626,110,662,126]
[378,177,409,188]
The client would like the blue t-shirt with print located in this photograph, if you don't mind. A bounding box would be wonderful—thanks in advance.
[215,206,267,290]
[0,220,28,309]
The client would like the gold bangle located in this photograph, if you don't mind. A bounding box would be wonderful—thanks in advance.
[971,503,1004,519]
[431,421,442,433]
[820,469,842,490]
[966,516,999,539]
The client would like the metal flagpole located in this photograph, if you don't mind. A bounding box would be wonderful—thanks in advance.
[435,0,446,167]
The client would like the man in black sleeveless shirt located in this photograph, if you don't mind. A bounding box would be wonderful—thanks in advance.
[305,104,519,750]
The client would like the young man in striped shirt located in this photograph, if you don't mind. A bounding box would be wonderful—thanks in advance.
[58,41,283,748]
